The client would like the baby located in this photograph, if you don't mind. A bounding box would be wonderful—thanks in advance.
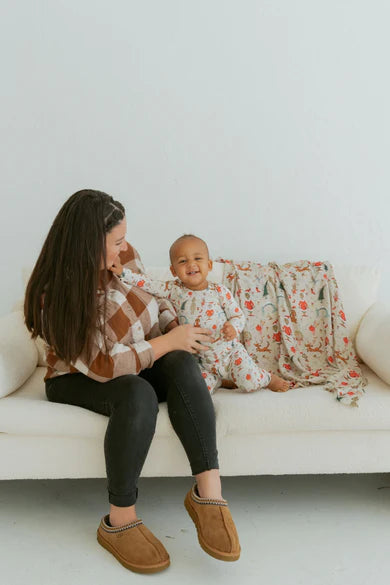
[114,234,290,394]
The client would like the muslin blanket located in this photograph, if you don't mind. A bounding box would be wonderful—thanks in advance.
[217,258,367,407]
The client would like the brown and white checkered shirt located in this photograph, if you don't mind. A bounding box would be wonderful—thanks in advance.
[44,242,177,383]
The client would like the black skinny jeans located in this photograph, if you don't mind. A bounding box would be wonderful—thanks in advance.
[45,350,219,507]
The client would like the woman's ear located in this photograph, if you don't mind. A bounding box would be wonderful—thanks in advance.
[170,265,177,277]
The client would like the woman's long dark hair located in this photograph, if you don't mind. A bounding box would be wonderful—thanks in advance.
[24,189,125,364]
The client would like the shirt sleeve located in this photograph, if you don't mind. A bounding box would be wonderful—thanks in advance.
[217,284,246,335]
[45,330,155,384]
[72,330,155,382]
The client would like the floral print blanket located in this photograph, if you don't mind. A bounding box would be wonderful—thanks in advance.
[217,258,367,406]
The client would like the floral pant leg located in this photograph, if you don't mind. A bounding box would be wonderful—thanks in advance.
[228,343,271,392]
[200,369,222,394]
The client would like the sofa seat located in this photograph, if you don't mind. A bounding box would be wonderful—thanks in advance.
[1,365,389,441]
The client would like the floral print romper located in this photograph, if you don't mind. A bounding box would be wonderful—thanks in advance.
[119,269,271,393]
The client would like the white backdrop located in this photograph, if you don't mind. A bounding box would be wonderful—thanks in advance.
[1,0,389,317]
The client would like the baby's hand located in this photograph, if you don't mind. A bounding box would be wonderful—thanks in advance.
[222,321,237,341]
[109,260,124,275]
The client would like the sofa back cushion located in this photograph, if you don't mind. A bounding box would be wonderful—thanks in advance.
[145,262,381,347]
[18,261,380,361]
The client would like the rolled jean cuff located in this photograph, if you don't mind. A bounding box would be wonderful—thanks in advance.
[190,453,219,476]
[108,487,138,507]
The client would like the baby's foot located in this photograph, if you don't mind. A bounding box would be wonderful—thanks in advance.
[267,374,291,393]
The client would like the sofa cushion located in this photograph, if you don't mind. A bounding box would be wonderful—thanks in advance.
[0,311,38,398]
[0,365,388,439]
[356,302,390,385]
[0,367,174,438]
[212,365,390,436]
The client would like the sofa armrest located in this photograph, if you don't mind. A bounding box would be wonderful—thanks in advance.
[0,311,38,398]
[355,302,390,386]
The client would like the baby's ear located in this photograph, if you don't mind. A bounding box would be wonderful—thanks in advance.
[208,259,213,271]
[170,265,177,277]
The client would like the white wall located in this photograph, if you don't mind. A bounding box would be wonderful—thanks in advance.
[1,0,389,316]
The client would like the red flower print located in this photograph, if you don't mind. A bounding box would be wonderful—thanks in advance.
[283,363,292,370]
[256,325,262,332]
[245,300,254,310]
[339,310,346,321]
[341,382,348,386]
[328,356,334,363]
[188,291,193,296]
[349,370,359,378]
[273,332,281,342]
[299,301,307,310]
[235,358,242,366]
[226,292,231,300]
[283,326,292,336]
[212,324,217,329]
[291,346,296,353]
[314,262,322,266]
[347,391,355,396]
[309,325,315,332]
[137,280,145,287]
[235,307,240,312]
[206,310,214,317]
[325,336,329,345]
[202,372,207,379]
[343,337,349,344]
[217,286,222,292]
[246,374,251,380]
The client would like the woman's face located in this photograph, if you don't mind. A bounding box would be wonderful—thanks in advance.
[101,218,128,270]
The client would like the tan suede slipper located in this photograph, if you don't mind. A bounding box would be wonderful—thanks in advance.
[184,484,241,562]
[97,515,170,573]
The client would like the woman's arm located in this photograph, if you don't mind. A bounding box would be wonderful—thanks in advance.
[51,323,213,383]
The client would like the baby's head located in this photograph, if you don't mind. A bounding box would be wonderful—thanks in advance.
[169,234,212,291]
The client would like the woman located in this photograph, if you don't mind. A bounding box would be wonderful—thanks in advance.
[24,189,240,573]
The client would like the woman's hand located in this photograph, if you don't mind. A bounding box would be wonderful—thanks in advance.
[167,324,213,354]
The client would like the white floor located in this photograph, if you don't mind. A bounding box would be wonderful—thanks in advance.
[1,474,390,585]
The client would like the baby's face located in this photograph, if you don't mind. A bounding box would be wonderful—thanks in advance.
[170,238,212,291]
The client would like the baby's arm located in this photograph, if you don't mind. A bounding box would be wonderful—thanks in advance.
[111,261,173,299]
[217,285,246,338]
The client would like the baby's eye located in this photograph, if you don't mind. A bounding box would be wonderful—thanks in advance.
[179,260,186,264]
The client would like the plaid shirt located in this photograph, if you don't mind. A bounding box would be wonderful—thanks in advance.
[44,243,177,382]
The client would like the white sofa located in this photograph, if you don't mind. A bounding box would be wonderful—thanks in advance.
[0,262,389,481]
